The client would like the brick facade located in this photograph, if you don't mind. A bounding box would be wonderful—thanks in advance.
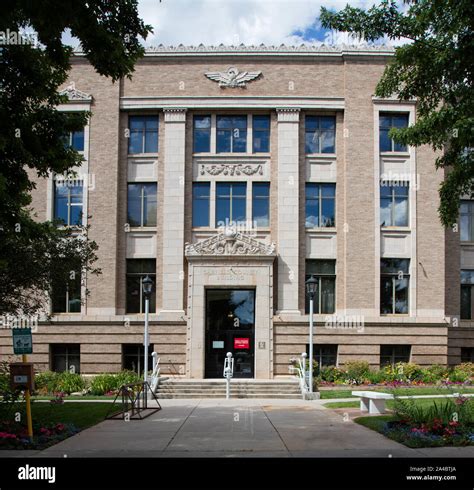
[0,45,467,376]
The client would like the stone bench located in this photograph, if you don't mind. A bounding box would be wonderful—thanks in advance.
[352,391,394,414]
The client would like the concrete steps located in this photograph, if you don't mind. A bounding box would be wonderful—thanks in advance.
[155,379,302,399]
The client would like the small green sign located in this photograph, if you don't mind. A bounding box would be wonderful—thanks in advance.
[12,328,33,355]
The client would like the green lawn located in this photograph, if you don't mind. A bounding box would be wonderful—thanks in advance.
[324,397,455,410]
[0,401,120,450]
[319,386,474,399]
[28,401,116,429]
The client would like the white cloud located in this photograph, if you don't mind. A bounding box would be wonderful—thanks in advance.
[138,0,372,46]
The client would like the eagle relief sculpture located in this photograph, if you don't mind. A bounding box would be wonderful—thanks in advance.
[204,66,262,88]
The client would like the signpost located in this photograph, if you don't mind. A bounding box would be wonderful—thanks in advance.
[12,328,33,355]
[11,328,34,441]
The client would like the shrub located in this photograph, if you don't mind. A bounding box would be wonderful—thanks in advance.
[56,372,86,394]
[383,362,423,383]
[364,369,385,384]
[425,364,449,380]
[89,374,118,396]
[318,365,345,383]
[88,371,141,396]
[451,363,474,383]
[343,361,370,385]
[35,371,86,395]
[115,370,141,387]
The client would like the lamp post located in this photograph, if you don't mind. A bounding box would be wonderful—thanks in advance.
[305,275,318,396]
[142,275,154,387]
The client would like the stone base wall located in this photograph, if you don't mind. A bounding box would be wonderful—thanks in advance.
[448,327,474,365]
[273,321,449,376]
[0,322,186,375]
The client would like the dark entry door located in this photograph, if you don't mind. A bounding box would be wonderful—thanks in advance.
[205,289,255,378]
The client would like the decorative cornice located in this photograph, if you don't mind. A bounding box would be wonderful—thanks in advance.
[73,43,395,58]
[185,230,276,257]
[59,82,92,102]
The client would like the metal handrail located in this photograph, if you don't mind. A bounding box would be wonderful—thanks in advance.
[293,352,309,400]
[150,352,160,392]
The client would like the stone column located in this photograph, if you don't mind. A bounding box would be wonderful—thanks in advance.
[276,108,300,314]
[161,108,187,318]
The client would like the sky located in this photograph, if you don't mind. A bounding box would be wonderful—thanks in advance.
[63,0,403,48]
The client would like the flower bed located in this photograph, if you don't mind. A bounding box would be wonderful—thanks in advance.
[309,362,474,387]
[356,395,474,448]
[0,420,78,450]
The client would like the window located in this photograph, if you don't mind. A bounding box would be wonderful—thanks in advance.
[306,344,338,370]
[305,183,335,228]
[380,345,411,367]
[380,184,409,227]
[52,268,82,313]
[192,182,210,227]
[128,115,159,154]
[305,116,336,154]
[380,259,410,314]
[63,130,84,151]
[126,259,156,314]
[379,113,408,152]
[461,347,474,363]
[54,180,83,227]
[461,270,474,319]
[305,260,336,314]
[252,183,270,227]
[460,201,474,242]
[217,116,247,153]
[193,115,211,153]
[127,183,157,227]
[216,182,246,226]
[122,344,154,376]
[252,115,270,153]
[51,344,80,373]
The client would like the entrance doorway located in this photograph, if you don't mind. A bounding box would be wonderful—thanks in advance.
[205,289,255,378]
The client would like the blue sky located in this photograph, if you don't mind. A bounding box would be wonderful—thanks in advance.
[64,0,396,47]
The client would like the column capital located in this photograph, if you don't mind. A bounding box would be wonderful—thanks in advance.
[163,107,187,123]
[276,107,301,122]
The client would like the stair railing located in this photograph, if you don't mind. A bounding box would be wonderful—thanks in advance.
[150,352,161,392]
[293,352,309,400]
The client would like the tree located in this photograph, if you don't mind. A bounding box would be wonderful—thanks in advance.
[320,0,474,227]
[0,1,152,316]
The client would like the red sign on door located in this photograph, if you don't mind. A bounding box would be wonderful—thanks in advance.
[234,338,249,349]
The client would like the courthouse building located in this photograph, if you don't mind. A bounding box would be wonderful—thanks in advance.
[1,44,474,378]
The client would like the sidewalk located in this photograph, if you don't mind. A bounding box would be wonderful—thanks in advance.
[1,398,467,458]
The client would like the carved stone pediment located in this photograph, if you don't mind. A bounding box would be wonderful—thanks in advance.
[185,230,276,257]
[59,83,92,102]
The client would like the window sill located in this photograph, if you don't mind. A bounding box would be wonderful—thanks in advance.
[305,153,336,158]
[127,227,157,232]
[306,227,337,232]
[194,153,271,158]
[380,314,410,317]
[380,152,410,158]
[127,153,159,158]
[381,227,411,232]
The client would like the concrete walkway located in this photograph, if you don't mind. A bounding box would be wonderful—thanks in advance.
[3,398,467,458]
